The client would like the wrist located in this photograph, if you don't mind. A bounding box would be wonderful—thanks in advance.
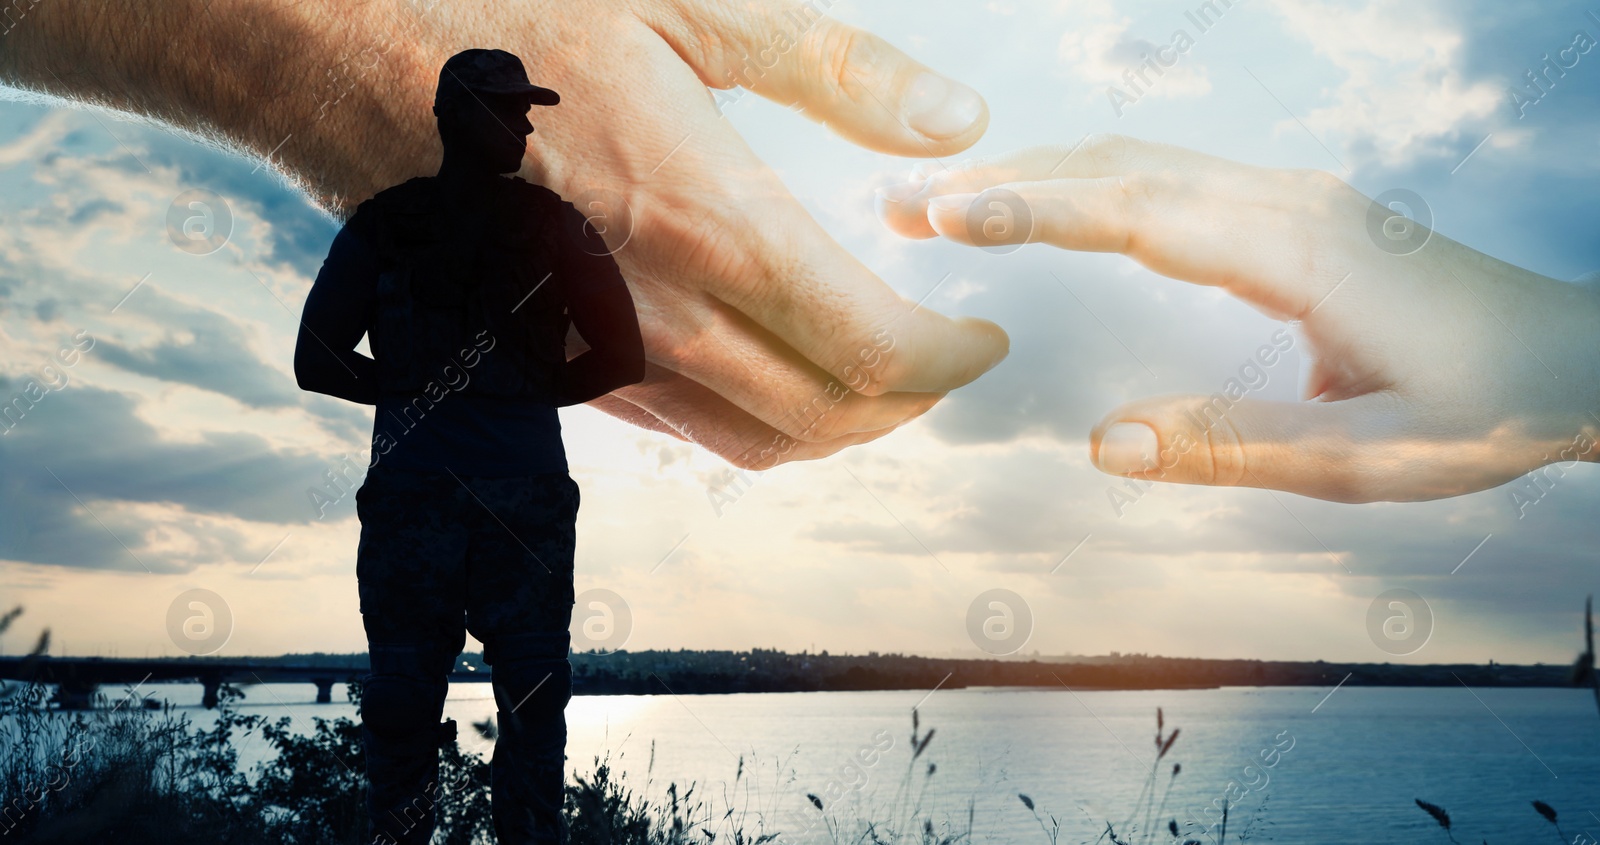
[252,0,443,216]
[1578,275,1600,463]
[1545,274,1600,464]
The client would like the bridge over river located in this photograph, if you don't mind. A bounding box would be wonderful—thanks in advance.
[0,656,491,709]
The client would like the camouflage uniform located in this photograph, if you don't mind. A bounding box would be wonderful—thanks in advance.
[355,463,579,845]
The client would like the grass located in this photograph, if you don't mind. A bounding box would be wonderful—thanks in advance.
[801,706,975,844]
[1015,708,1259,845]
[1412,797,1587,845]
[1017,708,1190,845]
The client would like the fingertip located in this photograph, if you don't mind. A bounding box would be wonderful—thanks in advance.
[925,192,979,241]
[1094,422,1160,475]
[904,72,989,150]
[961,316,1010,373]
[867,314,1009,395]
[876,180,925,204]
[930,315,1010,388]
[873,181,940,239]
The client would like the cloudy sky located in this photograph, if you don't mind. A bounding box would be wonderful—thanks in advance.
[2,0,1597,665]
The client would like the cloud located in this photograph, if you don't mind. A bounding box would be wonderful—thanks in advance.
[94,309,301,410]
[1054,0,1214,110]
[0,109,370,442]
[0,109,75,169]
[0,383,358,571]
[0,107,375,584]
[135,130,342,277]
[792,425,1600,641]
[1263,0,1504,166]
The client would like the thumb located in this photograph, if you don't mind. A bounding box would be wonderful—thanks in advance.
[1089,394,1382,503]
[665,1,988,154]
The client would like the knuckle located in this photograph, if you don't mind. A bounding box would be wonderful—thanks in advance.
[1279,174,1345,301]
[1290,169,1354,216]
[1295,167,1343,194]
[1113,173,1155,254]
[633,321,670,368]
[837,330,903,396]
[1116,172,1157,207]
[812,19,868,98]
[806,317,902,397]
[1082,133,1134,167]
[1199,410,1249,488]
[632,0,733,84]
[649,315,705,372]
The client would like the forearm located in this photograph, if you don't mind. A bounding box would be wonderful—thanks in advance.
[296,344,379,405]
[0,0,435,217]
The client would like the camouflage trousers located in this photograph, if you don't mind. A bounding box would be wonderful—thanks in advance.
[354,463,579,845]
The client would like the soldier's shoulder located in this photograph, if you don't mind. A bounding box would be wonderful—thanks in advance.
[367,176,438,213]
[505,175,558,200]
[504,177,570,216]
[344,178,437,241]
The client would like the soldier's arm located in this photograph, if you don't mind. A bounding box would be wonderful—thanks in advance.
[295,211,379,405]
[553,204,645,408]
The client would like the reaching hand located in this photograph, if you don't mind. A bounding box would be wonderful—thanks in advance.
[3,0,1009,469]
[875,135,1600,502]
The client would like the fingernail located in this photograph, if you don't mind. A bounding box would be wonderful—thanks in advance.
[928,192,978,212]
[906,72,983,139]
[1097,423,1160,474]
[874,180,925,204]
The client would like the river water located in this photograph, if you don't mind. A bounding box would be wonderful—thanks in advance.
[92,683,1600,843]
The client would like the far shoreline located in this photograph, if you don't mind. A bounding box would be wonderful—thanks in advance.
[6,647,1586,707]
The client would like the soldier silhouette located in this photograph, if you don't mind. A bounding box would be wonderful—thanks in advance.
[295,48,645,845]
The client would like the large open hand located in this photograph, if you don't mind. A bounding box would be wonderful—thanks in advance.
[5,0,1008,469]
[875,136,1600,502]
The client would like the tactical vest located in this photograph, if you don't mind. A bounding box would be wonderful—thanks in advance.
[366,176,570,403]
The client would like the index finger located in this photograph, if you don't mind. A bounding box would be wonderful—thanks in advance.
[901,138,1370,320]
